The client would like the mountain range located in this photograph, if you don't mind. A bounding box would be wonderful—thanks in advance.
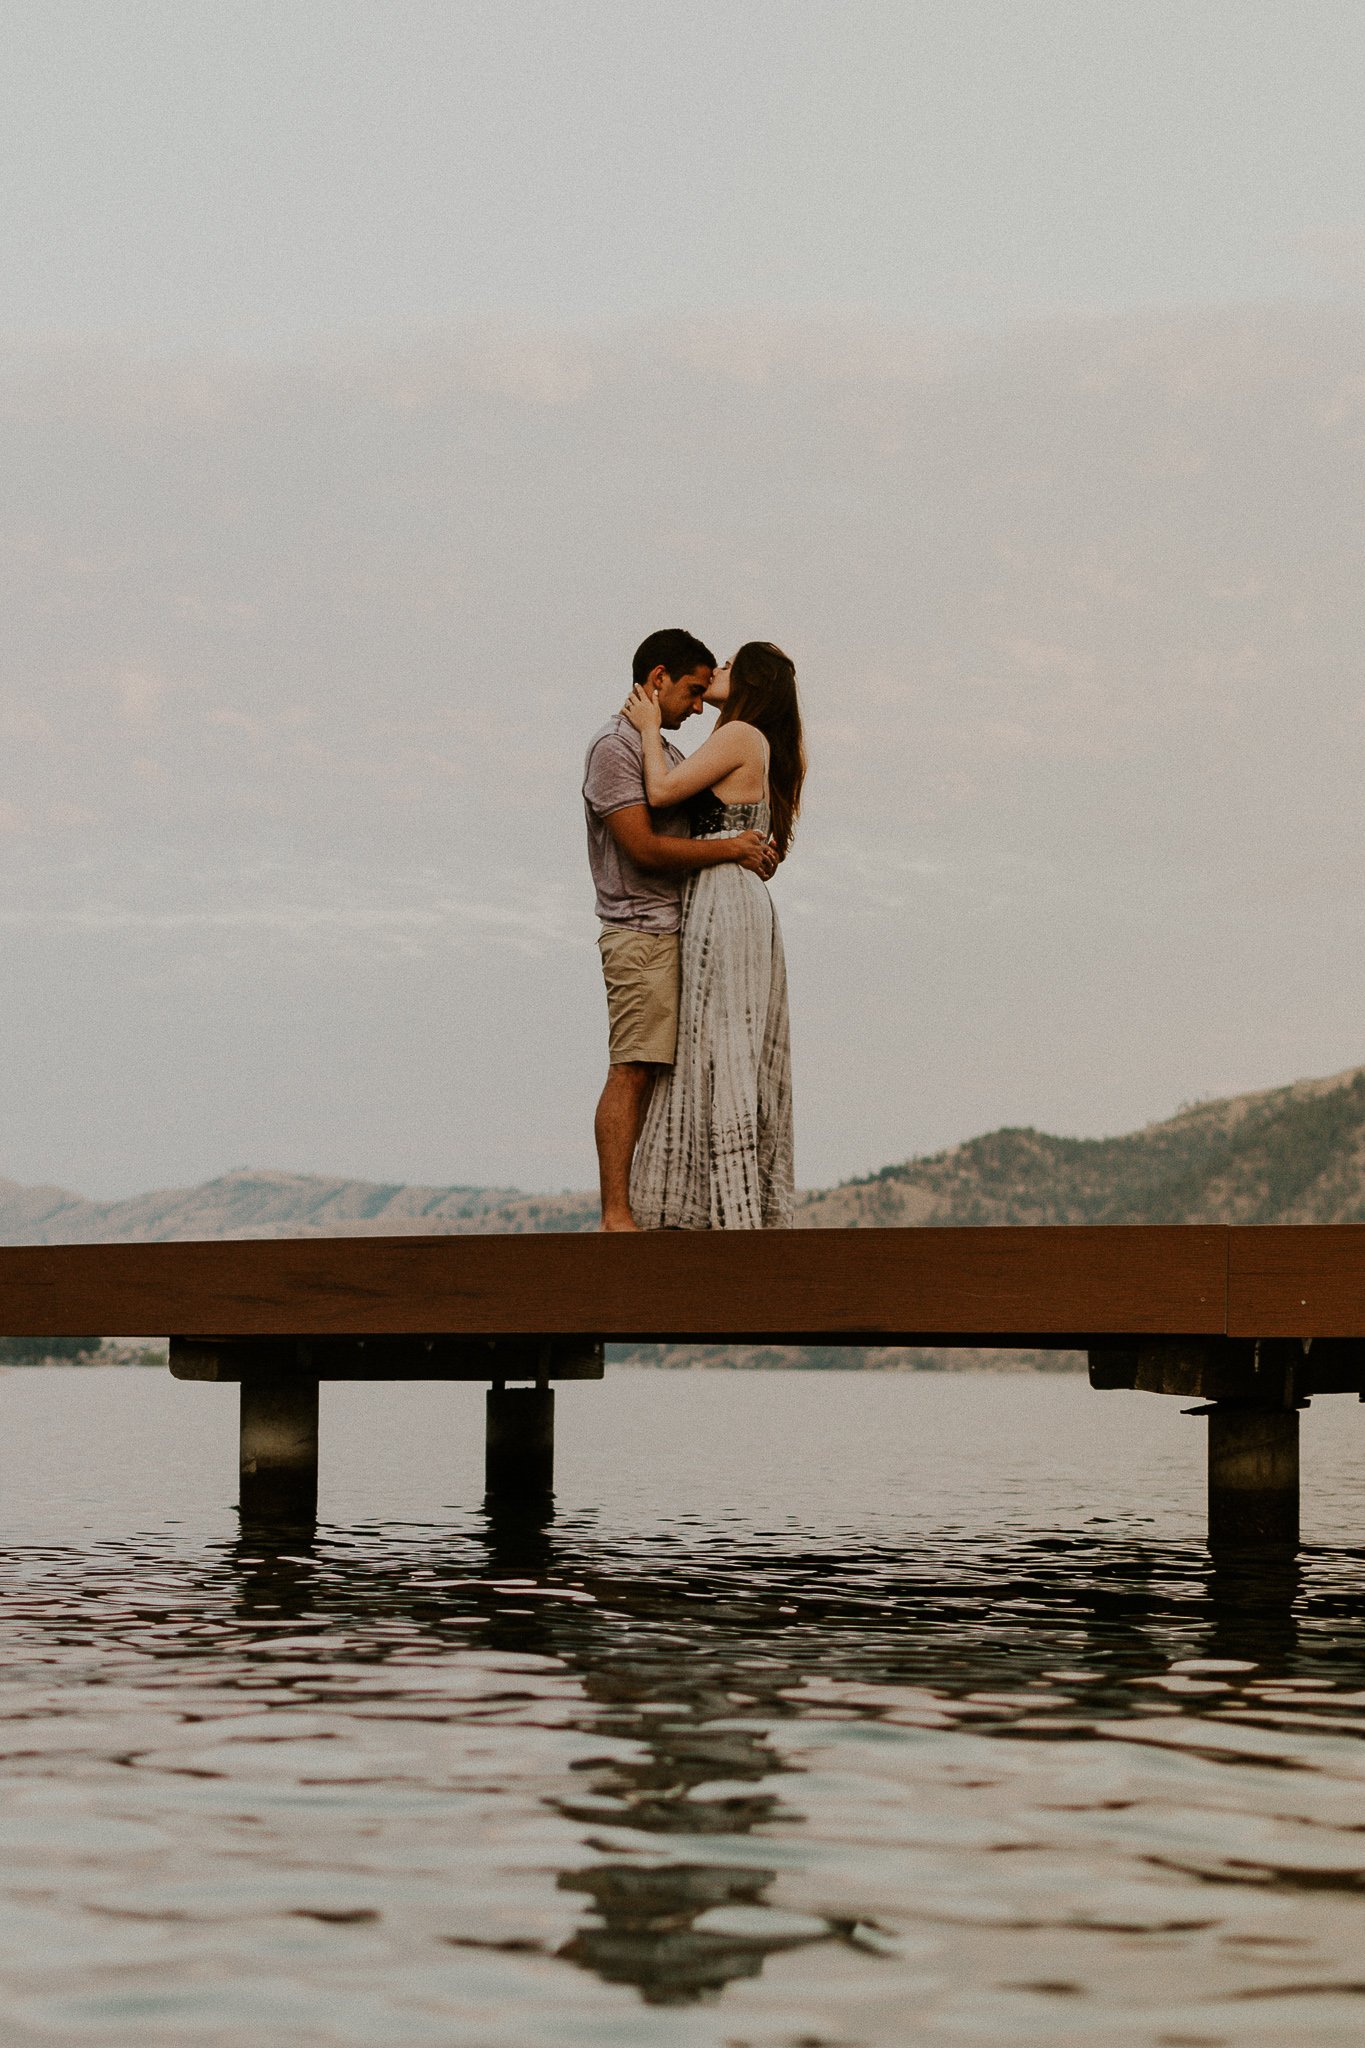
[5,1061,1365,1248]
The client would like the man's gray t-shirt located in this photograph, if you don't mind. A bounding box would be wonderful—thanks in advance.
[583,715,690,932]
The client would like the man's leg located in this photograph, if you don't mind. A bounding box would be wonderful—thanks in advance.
[595,1062,655,1231]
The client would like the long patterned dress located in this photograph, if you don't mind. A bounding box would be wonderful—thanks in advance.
[630,796,794,1230]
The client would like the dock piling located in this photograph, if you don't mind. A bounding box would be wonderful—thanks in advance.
[239,1375,319,1522]
[1207,1403,1299,1554]
[485,1386,555,1502]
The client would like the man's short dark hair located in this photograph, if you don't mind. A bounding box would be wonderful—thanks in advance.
[632,628,716,689]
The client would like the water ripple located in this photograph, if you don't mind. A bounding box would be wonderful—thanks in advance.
[5,1369,1365,2042]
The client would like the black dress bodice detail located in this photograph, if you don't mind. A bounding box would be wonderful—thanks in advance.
[688,793,769,840]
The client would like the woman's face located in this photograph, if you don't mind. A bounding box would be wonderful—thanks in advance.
[704,659,732,708]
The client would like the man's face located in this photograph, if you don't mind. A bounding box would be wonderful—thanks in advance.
[653,665,714,729]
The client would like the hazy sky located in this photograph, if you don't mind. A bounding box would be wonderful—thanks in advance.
[4,3,1365,1198]
[7,1,1365,344]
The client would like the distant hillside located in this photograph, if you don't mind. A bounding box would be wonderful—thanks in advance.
[0,1170,598,1245]
[801,1064,1365,1228]
[4,1061,1364,1248]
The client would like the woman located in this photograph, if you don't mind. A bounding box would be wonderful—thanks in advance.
[622,640,805,1229]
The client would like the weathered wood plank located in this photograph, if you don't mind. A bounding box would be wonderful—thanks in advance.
[1228,1225,1365,1338]
[0,1226,1227,1342]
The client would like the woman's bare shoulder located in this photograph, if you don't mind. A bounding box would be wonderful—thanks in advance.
[719,719,767,755]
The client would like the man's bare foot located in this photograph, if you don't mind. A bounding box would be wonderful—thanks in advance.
[599,1212,639,1232]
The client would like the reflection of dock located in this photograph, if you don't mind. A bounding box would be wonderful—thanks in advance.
[3,1225,1365,1548]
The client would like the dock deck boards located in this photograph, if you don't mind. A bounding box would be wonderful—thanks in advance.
[0,1222,1359,1343]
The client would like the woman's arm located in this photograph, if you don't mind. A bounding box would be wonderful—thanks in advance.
[606,806,775,877]
[621,686,758,805]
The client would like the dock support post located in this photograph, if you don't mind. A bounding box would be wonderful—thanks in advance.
[240,1376,319,1522]
[1207,1403,1299,1553]
[485,1386,555,1502]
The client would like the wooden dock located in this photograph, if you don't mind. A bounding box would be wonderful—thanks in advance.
[2,1224,1364,1546]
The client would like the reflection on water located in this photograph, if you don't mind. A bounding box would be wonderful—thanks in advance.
[558,1862,802,2005]
[5,1368,1365,2043]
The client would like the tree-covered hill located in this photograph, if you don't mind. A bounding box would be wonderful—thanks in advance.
[798,1065,1365,1228]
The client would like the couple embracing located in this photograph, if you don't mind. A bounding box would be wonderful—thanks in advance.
[583,627,806,1232]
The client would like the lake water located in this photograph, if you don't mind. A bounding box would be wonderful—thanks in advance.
[5,1367,1365,2046]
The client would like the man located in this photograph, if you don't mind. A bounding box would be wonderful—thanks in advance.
[584,627,775,1231]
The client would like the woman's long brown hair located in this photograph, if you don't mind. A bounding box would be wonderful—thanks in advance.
[717,641,806,861]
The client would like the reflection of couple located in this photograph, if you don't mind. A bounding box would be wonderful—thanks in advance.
[583,628,806,1232]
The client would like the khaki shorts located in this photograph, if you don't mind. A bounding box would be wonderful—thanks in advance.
[598,925,680,1066]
